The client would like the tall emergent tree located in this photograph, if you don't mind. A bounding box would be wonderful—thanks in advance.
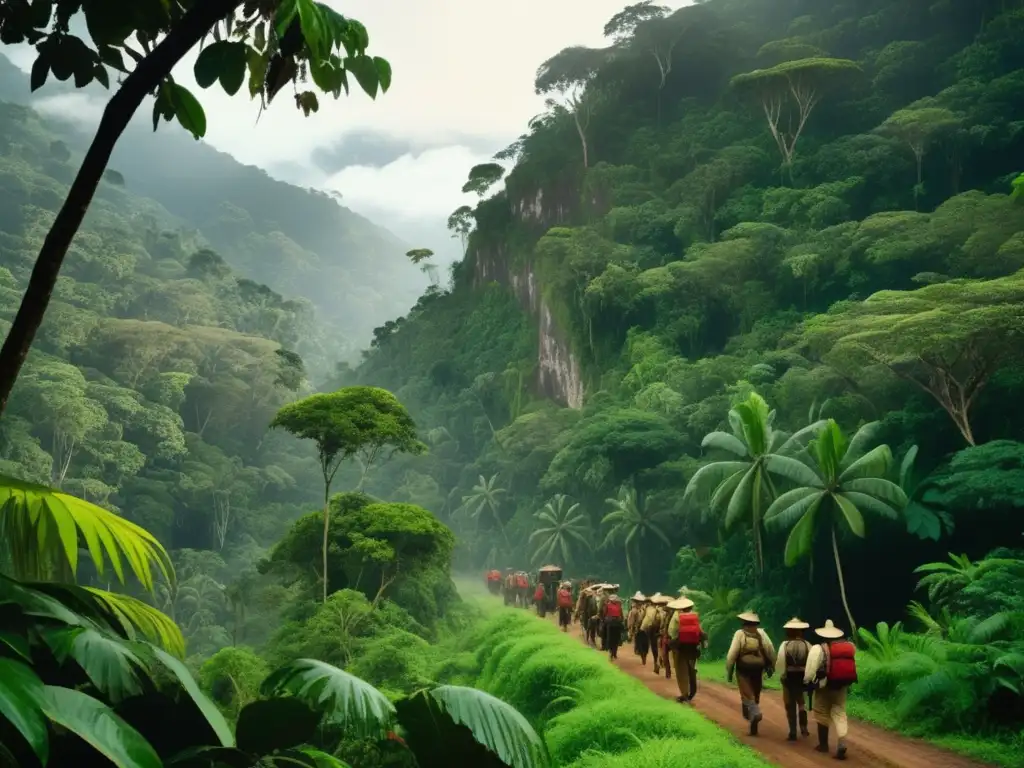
[874,104,961,207]
[270,386,425,602]
[0,0,392,417]
[730,57,860,171]
[462,163,506,197]
[764,420,907,633]
[799,271,1024,446]
[447,205,475,254]
[535,46,611,168]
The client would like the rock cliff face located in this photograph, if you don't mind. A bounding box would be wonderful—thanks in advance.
[471,185,584,409]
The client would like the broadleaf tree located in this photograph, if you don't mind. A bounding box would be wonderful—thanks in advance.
[270,386,425,602]
[0,0,392,418]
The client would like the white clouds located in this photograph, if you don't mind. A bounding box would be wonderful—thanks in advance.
[8,0,691,222]
[322,144,494,220]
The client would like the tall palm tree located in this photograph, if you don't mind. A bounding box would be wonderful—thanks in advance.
[683,392,824,575]
[600,486,671,588]
[529,494,592,566]
[763,419,908,634]
[461,474,509,549]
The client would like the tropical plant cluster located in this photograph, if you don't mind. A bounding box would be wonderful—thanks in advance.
[347,0,1024,756]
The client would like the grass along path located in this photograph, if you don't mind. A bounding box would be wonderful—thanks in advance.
[572,628,991,768]
[446,588,771,767]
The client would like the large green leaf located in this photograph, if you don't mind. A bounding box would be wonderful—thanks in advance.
[724,464,756,529]
[700,431,748,457]
[0,658,48,763]
[43,627,145,702]
[838,444,892,483]
[152,647,235,747]
[765,453,824,487]
[260,659,395,739]
[764,487,819,528]
[834,494,866,537]
[783,496,820,566]
[41,686,160,768]
[0,475,173,590]
[396,685,548,768]
[842,477,907,509]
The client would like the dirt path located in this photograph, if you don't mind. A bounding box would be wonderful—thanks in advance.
[548,615,990,768]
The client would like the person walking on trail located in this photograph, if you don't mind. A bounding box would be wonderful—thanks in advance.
[584,587,600,646]
[656,596,674,680]
[644,593,669,674]
[778,617,812,741]
[639,593,663,667]
[667,597,707,703]
[726,611,776,736]
[596,584,614,650]
[576,582,591,638]
[805,619,857,760]
[629,593,648,660]
[601,589,626,660]
[556,581,574,631]
[503,569,515,605]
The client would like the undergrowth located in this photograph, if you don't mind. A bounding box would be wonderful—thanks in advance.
[437,595,767,767]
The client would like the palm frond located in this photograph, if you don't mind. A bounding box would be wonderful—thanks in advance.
[0,475,173,591]
[261,658,396,739]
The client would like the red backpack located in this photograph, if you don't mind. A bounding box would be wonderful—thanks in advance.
[826,641,858,686]
[605,600,623,620]
[516,574,529,589]
[533,585,545,601]
[677,612,702,645]
[557,588,573,608]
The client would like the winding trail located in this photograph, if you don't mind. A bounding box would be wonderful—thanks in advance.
[548,613,992,768]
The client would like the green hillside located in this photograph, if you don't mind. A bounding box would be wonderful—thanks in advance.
[0,53,424,366]
[350,0,1024,646]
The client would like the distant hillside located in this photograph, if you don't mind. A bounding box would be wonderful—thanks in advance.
[0,54,424,367]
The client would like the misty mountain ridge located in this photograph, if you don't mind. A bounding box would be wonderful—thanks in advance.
[0,53,427,367]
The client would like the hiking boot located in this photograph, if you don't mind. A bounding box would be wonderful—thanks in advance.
[675,695,688,703]
[835,739,847,760]
[741,702,750,720]
[816,725,830,753]
[799,710,810,736]
[750,713,762,736]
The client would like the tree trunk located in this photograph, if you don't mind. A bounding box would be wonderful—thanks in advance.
[322,481,331,603]
[573,111,589,168]
[831,525,856,635]
[0,0,240,418]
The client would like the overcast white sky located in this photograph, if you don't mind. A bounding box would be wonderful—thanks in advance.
[9,0,688,234]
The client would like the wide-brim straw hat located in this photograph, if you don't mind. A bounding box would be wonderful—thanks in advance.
[815,619,845,639]
[633,591,647,601]
[737,611,761,624]
[784,617,810,630]
[608,595,622,602]
[602,584,616,591]
[667,597,694,610]
[650,593,670,605]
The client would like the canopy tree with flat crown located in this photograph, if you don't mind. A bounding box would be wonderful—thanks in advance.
[270,386,425,602]
[798,270,1024,446]
[0,0,392,418]
[730,57,861,171]
[534,45,612,168]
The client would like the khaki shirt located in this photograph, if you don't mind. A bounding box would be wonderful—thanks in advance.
[726,628,777,674]
[640,604,660,631]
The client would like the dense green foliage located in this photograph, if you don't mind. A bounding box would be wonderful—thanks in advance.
[346,0,1024,754]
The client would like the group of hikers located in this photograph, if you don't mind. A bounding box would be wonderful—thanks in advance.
[488,571,857,761]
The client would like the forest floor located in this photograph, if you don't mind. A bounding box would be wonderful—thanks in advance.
[545,616,992,768]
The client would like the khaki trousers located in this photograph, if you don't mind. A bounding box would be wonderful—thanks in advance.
[813,685,849,738]
[672,646,699,698]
